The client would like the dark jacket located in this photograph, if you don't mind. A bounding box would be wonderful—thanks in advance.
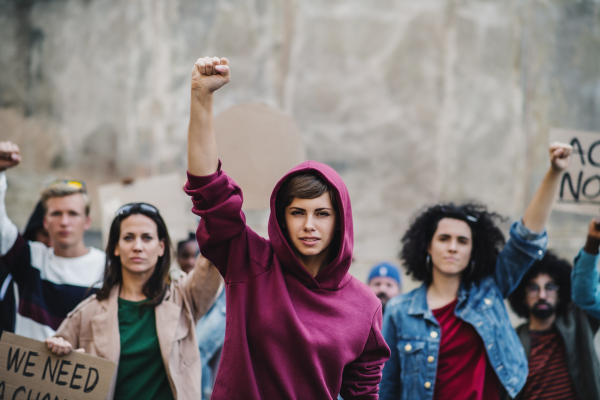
[508,307,600,400]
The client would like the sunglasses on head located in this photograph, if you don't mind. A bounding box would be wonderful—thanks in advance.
[115,203,160,217]
[46,179,87,192]
[440,205,478,223]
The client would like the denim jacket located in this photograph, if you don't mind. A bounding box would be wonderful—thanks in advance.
[197,289,226,400]
[572,249,600,320]
[380,221,547,400]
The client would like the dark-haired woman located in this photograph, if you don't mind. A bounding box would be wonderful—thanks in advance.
[380,143,572,400]
[184,57,390,400]
[45,203,221,400]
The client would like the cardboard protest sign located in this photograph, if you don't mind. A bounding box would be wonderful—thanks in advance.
[550,128,600,216]
[0,332,116,400]
[215,103,306,210]
[98,173,197,246]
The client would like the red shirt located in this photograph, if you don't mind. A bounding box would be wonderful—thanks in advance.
[521,328,578,400]
[432,298,500,400]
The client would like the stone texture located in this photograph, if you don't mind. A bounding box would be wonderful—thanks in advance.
[1,0,600,293]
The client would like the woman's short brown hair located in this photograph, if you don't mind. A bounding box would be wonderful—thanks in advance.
[275,172,339,228]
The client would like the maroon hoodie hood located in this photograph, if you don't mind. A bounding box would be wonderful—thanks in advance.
[268,160,353,291]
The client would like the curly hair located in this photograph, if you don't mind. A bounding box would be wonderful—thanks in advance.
[400,202,506,287]
[508,250,572,319]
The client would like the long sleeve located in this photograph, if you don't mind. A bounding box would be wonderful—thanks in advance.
[184,164,271,283]
[0,172,19,257]
[572,249,600,320]
[378,307,400,400]
[53,307,83,349]
[182,256,223,323]
[0,172,30,283]
[340,305,391,400]
[494,220,548,298]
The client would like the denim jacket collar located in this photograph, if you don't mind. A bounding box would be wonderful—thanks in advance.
[407,283,469,317]
[407,284,437,325]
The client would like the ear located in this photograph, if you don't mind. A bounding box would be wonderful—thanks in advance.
[43,215,49,231]
[84,215,92,230]
[158,239,165,257]
[114,243,120,257]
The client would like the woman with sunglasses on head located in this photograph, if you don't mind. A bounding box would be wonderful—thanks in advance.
[184,57,390,399]
[45,203,221,400]
[379,143,573,400]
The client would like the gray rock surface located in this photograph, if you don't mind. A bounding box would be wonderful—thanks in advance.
[1,1,600,298]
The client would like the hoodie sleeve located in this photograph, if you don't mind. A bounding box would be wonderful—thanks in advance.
[340,305,391,400]
[185,164,271,282]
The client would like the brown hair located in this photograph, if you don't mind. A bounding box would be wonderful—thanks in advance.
[40,184,91,216]
[96,205,173,307]
[275,172,339,229]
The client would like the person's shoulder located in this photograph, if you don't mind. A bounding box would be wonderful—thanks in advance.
[87,247,106,259]
[345,275,381,304]
[386,287,421,312]
[66,294,100,318]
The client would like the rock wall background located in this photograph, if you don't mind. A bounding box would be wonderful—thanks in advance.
[1,0,600,296]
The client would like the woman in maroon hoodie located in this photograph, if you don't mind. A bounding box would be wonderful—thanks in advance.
[184,56,391,399]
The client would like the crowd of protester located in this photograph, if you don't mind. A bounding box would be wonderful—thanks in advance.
[0,56,598,400]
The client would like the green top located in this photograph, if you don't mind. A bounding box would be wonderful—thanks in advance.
[114,298,175,400]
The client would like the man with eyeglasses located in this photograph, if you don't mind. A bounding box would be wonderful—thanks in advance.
[0,141,105,341]
[505,250,600,400]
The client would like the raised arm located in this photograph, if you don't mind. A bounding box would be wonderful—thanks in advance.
[494,142,571,297]
[184,57,270,282]
[521,142,572,232]
[183,254,223,323]
[0,142,23,258]
[571,218,600,319]
[187,57,230,176]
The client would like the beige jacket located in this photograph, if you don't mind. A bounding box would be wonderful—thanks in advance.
[54,258,221,400]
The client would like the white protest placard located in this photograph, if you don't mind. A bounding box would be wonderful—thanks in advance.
[215,103,306,210]
[550,128,600,216]
[0,332,116,400]
[97,173,198,247]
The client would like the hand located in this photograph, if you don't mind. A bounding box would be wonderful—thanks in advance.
[588,218,600,240]
[0,141,21,172]
[45,337,74,355]
[549,142,572,172]
[191,57,230,95]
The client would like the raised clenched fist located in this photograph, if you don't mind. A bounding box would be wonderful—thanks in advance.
[549,141,573,172]
[588,218,600,240]
[0,141,21,172]
[191,57,230,95]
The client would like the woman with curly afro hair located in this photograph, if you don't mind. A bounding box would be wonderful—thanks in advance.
[380,143,573,400]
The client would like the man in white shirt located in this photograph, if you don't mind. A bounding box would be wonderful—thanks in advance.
[0,141,105,341]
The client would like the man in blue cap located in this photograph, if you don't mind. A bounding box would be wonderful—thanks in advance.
[367,262,402,313]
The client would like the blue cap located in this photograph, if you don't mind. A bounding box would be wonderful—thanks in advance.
[368,262,401,284]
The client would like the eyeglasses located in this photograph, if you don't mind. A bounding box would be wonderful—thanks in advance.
[115,203,160,217]
[525,283,560,298]
[46,179,87,192]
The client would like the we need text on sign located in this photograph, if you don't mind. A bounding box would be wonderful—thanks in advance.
[0,332,116,400]
[550,128,600,216]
